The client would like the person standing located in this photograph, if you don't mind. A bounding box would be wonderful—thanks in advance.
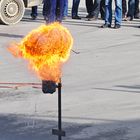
[101,0,122,29]
[88,0,105,20]
[122,0,127,20]
[63,0,68,19]
[134,0,139,18]
[126,0,135,20]
[85,0,94,18]
[42,0,64,23]
[86,0,105,20]
[100,0,105,20]
[49,0,64,22]
[31,6,38,20]
[43,0,50,21]
[71,0,81,19]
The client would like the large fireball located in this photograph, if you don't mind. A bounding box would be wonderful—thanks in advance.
[8,22,73,82]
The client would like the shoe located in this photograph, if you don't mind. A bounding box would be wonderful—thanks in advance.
[88,16,98,21]
[101,16,105,20]
[86,14,93,18]
[122,17,127,21]
[63,16,67,20]
[43,16,49,21]
[101,23,111,28]
[31,15,37,20]
[72,15,81,20]
[125,16,133,21]
[114,24,121,29]
[134,14,140,19]
[122,14,127,21]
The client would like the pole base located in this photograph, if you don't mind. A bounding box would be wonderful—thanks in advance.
[52,129,66,137]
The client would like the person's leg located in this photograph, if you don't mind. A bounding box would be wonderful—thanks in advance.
[49,0,57,23]
[122,0,127,18]
[101,0,112,27]
[31,6,38,19]
[85,0,94,17]
[63,0,68,17]
[92,0,102,18]
[43,0,50,20]
[127,0,135,20]
[114,0,122,28]
[105,0,112,25]
[72,0,81,19]
[56,0,64,22]
[134,0,139,18]
[100,0,105,20]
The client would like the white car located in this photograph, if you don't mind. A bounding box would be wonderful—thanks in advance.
[0,0,42,25]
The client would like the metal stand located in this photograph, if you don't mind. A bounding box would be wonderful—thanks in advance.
[52,80,66,140]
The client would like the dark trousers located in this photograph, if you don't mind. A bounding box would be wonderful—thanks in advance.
[92,0,102,17]
[127,0,135,18]
[122,0,127,16]
[122,0,139,17]
[43,0,50,17]
[134,0,139,16]
[72,0,80,17]
[86,0,105,18]
[86,0,94,15]
[100,0,105,19]
[31,6,38,17]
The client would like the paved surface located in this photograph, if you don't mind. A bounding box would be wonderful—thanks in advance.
[0,5,140,140]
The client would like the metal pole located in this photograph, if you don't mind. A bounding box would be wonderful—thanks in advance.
[52,79,65,139]
[58,82,62,140]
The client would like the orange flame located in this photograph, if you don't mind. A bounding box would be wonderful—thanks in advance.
[8,22,73,82]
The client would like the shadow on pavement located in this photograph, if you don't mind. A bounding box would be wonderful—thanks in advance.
[0,113,140,140]
[0,33,24,39]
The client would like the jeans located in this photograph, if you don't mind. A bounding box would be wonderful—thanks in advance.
[49,0,64,23]
[127,0,135,18]
[63,0,68,16]
[43,0,50,17]
[72,0,80,17]
[31,6,38,17]
[105,0,122,25]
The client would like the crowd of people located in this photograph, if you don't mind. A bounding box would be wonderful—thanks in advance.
[30,0,140,29]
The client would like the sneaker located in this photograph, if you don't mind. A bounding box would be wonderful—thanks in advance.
[72,15,81,20]
[101,23,111,28]
[114,24,121,29]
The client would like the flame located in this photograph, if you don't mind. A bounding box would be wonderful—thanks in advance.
[8,22,73,82]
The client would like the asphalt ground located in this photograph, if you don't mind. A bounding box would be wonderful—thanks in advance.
[0,5,140,140]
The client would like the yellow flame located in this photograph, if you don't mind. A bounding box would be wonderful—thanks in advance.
[8,22,73,82]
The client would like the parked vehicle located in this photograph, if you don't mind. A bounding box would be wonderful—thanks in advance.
[0,0,42,25]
